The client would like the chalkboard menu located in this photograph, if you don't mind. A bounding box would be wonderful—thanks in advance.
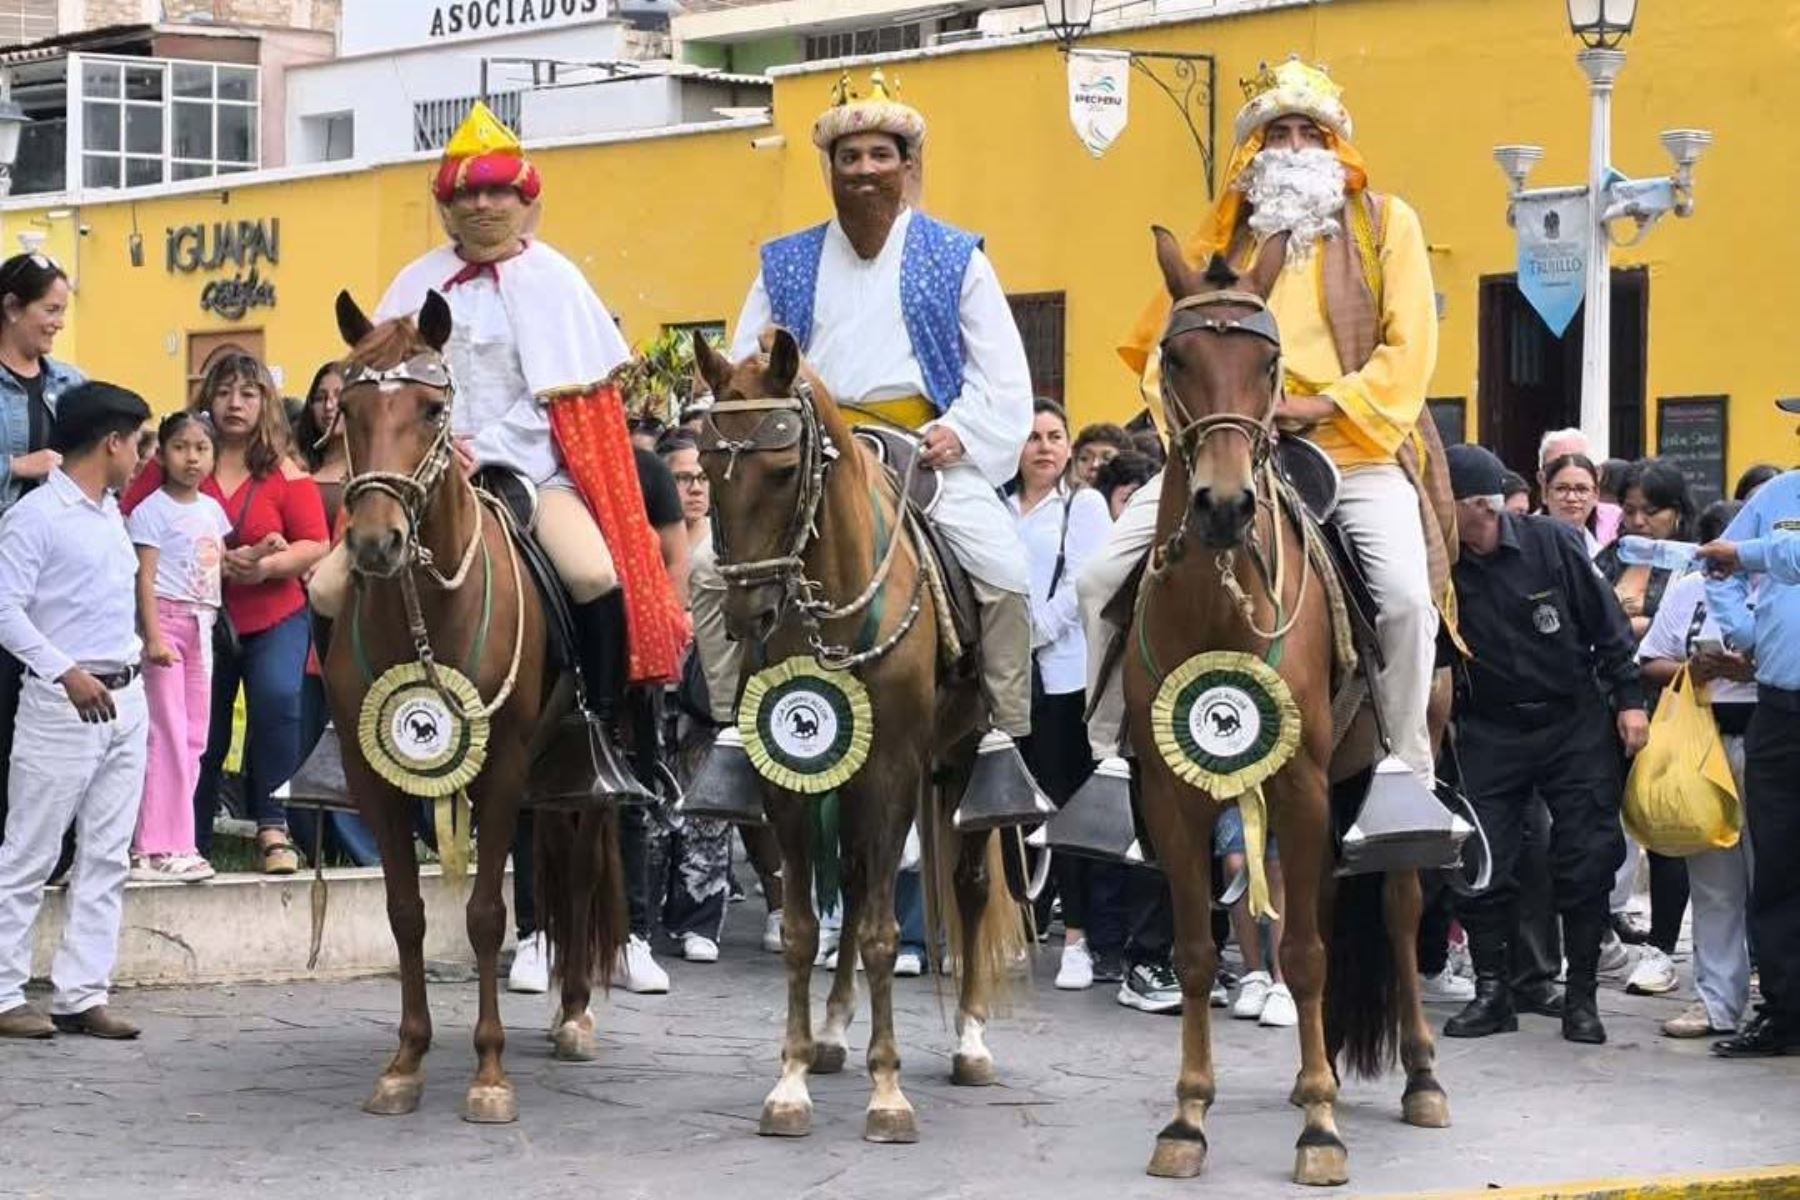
[1656,396,1728,507]
[1427,397,1468,447]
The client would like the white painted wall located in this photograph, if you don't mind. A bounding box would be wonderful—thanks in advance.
[520,75,757,137]
[284,21,627,162]
[340,0,608,58]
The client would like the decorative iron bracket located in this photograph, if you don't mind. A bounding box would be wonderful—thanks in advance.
[1060,46,1217,197]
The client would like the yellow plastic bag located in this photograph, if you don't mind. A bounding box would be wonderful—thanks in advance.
[1622,665,1740,856]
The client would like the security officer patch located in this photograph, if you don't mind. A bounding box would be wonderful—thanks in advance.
[1532,602,1562,635]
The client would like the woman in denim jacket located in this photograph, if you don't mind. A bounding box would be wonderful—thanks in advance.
[0,252,85,851]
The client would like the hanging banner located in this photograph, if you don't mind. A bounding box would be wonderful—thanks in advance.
[1067,49,1131,158]
[1513,188,1590,338]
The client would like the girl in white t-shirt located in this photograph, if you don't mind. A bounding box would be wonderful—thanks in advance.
[127,412,231,883]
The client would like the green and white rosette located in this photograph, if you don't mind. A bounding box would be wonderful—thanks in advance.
[738,659,873,794]
[1151,651,1300,921]
[358,662,491,799]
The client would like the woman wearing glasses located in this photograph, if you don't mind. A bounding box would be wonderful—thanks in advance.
[0,253,84,853]
[1542,453,1607,559]
[123,353,329,874]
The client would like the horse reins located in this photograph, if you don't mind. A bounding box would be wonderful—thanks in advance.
[1149,288,1312,658]
[697,382,928,671]
[340,351,527,721]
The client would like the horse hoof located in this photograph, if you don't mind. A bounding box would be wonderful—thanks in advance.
[950,1053,996,1087]
[1293,1140,1350,1187]
[863,1106,920,1144]
[553,1020,598,1062]
[363,1074,424,1116]
[759,1101,813,1138]
[462,1083,519,1124]
[812,1041,847,1075]
[1402,1086,1451,1129]
[1147,1137,1207,1179]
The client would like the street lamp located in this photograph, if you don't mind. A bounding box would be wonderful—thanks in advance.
[1566,0,1638,49]
[1494,5,1711,460]
[0,69,28,198]
[1040,0,1095,53]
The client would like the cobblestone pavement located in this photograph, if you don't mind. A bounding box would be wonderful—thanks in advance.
[3,917,1797,1200]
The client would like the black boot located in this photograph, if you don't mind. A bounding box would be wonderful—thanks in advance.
[1444,927,1518,1038]
[1512,978,1565,1017]
[572,592,652,803]
[1561,910,1608,1045]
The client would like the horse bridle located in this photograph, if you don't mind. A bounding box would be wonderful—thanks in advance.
[1158,288,1284,471]
[695,381,927,670]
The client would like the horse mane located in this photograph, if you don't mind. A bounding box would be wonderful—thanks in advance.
[348,315,427,370]
[1202,253,1239,288]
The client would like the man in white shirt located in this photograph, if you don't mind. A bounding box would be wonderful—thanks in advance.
[723,71,1038,758]
[0,382,152,1040]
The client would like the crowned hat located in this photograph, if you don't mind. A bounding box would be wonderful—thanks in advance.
[811,69,927,153]
[1233,56,1352,145]
[432,100,542,204]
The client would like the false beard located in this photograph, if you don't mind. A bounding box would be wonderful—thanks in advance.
[1237,146,1348,261]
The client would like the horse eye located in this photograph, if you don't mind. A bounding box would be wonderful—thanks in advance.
[423,400,447,425]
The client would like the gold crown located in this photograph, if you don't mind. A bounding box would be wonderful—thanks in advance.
[828,67,901,108]
[814,67,925,151]
[1234,54,1351,144]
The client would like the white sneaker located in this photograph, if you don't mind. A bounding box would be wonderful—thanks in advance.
[618,934,670,994]
[1420,966,1476,1003]
[1210,980,1229,1007]
[1232,970,1273,1020]
[814,926,840,968]
[508,932,550,994]
[1597,930,1631,975]
[681,933,720,964]
[1625,945,1678,995]
[1259,982,1298,1028]
[762,910,784,954]
[894,951,923,977]
[1055,940,1095,991]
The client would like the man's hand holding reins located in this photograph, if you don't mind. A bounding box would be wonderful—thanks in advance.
[1275,393,1336,428]
[921,425,966,471]
[453,434,478,480]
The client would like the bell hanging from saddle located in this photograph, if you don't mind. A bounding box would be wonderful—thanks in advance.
[1043,757,1148,865]
[675,726,769,825]
[1335,755,1472,877]
[276,722,358,814]
[952,730,1056,831]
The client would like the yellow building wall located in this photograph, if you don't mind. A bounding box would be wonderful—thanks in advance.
[0,0,1790,481]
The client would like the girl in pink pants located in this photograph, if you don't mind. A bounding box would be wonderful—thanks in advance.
[127,413,232,883]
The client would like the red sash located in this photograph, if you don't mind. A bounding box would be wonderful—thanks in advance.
[547,384,687,685]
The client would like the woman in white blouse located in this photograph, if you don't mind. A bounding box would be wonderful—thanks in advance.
[1008,399,1113,990]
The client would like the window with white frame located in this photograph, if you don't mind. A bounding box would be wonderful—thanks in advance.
[78,55,259,190]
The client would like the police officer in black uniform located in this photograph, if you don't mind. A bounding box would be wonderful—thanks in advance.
[1441,445,1649,1045]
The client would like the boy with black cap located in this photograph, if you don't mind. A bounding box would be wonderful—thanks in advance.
[0,381,152,1040]
[1441,443,1648,1046]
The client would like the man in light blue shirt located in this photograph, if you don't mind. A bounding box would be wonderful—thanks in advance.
[1696,422,1800,1058]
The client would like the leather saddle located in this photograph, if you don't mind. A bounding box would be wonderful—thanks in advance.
[472,467,579,677]
[851,425,980,658]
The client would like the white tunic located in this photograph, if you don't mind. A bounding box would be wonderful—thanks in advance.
[377,241,631,489]
[731,208,1034,592]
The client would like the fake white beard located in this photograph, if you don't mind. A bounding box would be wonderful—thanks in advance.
[1237,146,1348,261]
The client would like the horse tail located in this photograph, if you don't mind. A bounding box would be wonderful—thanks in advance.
[1325,869,1399,1079]
[924,782,1029,1011]
[535,808,629,993]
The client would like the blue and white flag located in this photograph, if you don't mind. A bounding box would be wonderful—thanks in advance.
[1068,49,1130,158]
[1514,189,1590,338]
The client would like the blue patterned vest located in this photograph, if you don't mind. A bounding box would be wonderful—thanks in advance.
[758,213,983,414]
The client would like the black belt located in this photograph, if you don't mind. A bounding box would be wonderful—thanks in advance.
[1465,699,1565,731]
[31,663,141,690]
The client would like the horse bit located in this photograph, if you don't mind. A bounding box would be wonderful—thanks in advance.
[1151,289,1310,647]
[339,351,526,721]
[695,382,927,671]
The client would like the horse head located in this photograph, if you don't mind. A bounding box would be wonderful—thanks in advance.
[1151,227,1288,549]
[333,289,456,578]
[692,326,836,643]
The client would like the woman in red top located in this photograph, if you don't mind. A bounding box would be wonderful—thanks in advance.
[124,353,328,874]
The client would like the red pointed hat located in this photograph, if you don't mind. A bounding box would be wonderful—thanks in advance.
[432,101,542,203]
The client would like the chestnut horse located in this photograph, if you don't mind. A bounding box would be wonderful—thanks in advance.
[326,291,627,1123]
[1123,232,1449,1185]
[693,329,1028,1144]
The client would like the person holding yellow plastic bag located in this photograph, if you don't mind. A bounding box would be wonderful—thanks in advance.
[1635,499,1756,1039]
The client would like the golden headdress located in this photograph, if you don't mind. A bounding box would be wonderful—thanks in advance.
[811,69,927,153]
[1234,56,1352,144]
[433,100,541,203]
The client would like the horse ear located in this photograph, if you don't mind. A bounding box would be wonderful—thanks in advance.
[418,290,453,352]
[336,290,374,348]
[1151,226,1198,301]
[1241,232,1291,301]
[693,330,731,399]
[765,327,801,396]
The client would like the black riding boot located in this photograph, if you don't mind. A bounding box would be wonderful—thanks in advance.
[1443,921,1518,1038]
[1560,909,1608,1045]
[573,591,651,803]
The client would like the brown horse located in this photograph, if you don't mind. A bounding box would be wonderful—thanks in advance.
[693,329,1028,1143]
[1123,231,1449,1185]
[325,290,627,1122]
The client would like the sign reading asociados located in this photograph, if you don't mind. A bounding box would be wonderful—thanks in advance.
[427,0,602,39]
